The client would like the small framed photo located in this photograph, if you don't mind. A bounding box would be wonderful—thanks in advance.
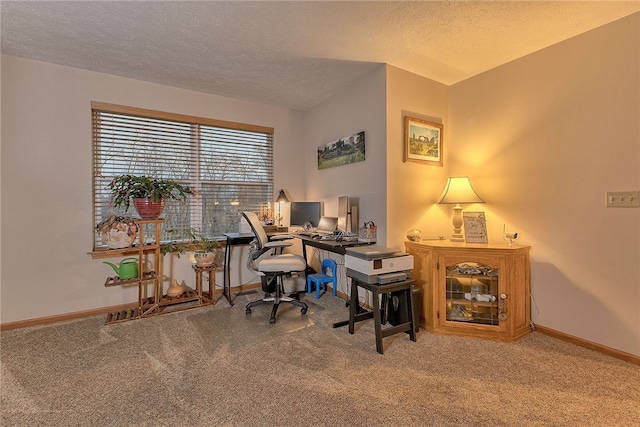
[463,212,488,243]
[404,116,443,166]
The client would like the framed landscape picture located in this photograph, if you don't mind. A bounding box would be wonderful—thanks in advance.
[317,130,365,170]
[404,116,443,166]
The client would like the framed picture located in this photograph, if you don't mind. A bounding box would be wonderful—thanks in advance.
[463,212,488,243]
[404,116,443,166]
[317,131,365,170]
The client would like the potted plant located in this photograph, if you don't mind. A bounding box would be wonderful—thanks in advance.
[162,228,221,267]
[108,175,192,219]
[96,215,139,249]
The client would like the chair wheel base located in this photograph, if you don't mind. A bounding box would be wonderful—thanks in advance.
[246,308,251,315]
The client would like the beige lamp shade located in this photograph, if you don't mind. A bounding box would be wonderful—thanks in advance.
[438,176,485,204]
[438,177,484,242]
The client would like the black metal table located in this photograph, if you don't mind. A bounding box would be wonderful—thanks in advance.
[295,234,371,258]
[222,233,255,306]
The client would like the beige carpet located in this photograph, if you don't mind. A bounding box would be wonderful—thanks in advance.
[1,291,639,426]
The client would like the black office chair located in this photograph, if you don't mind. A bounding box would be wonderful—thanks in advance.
[242,211,308,324]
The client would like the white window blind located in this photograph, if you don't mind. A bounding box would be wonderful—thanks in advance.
[92,102,274,249]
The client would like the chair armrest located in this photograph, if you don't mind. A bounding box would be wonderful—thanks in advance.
[268,233,294,241]
[263,241,293,249]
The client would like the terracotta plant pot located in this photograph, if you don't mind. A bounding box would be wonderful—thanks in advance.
[133,198,165,219]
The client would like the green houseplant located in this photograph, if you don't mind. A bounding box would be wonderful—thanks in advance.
[162,228,221,267]
[108,175,192,219]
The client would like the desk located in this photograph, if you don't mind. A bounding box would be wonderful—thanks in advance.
[296,234,371,258]
[343,277,416,354]
[295,234,372,296]
[222,233,255,306]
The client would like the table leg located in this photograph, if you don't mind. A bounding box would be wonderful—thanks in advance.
[223,237,234,306]
[371,289,384,354]
[348,279,358,334]
[407,285,416,341]
[209,269,216,304]
[195,269,203,302]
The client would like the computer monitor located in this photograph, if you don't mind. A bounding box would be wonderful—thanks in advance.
[290,201,322,228]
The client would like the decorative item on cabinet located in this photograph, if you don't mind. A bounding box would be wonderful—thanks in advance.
[405,240,531,341]
[406,228,422,242]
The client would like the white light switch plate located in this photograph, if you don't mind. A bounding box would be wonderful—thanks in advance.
[606,191,640,207]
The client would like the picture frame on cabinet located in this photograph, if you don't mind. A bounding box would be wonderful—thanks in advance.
[463,211,488,243]
[404,116,443,166]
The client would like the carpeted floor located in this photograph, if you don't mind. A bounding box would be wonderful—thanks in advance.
[1,290,639,426]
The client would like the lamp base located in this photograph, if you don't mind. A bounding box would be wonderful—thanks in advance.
[450,204,465,242]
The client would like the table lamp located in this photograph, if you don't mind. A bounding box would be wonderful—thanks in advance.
[275,189,289,227]
[438,176,485,242]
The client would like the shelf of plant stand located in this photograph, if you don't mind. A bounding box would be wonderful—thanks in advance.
[103,271,157,287]
[88,243,160,260]
[157,288,204,306]
[104,307,140,324]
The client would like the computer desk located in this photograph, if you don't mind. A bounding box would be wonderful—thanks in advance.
[295,234,373,298]
[295,234,372,259]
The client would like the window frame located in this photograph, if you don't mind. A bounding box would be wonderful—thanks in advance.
[91,101,274,250]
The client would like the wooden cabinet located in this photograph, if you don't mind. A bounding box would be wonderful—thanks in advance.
[405,241,531,341]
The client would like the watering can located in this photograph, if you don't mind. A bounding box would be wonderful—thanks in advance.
[103,257,139,280]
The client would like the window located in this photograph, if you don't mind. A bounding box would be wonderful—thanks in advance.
[92,102,274,249]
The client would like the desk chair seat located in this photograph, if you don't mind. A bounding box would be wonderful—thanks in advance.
[307,258,338,299]
[242,211,308,324]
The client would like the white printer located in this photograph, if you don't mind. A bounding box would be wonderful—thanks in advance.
[345,245,413,284]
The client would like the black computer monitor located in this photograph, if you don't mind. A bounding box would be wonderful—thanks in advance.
[290,201,322,228]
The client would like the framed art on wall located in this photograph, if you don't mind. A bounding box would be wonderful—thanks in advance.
[317,130,365,170]
[404,116,443,166]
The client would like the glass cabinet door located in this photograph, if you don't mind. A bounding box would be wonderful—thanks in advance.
[445,262,501,326]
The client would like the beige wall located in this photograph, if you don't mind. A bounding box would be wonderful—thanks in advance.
[1,14,638,357]
[385,65,451,250]
[298,66,387,297]
[449,13,639,356]
[301,65,387,235]
[0,56,305,323]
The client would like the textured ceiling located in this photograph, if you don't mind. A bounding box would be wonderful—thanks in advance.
[2,1,639,111]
